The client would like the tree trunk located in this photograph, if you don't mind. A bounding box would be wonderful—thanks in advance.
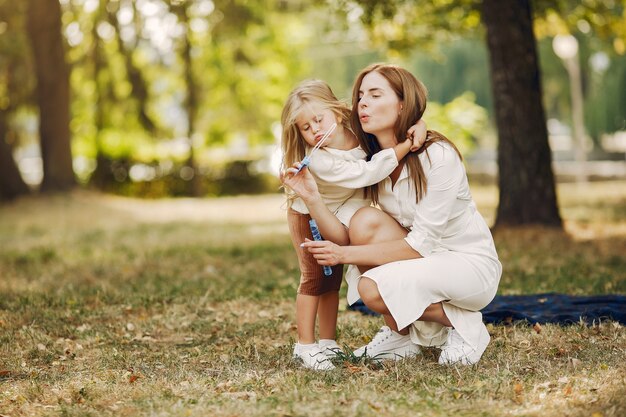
[27,0,75,192]
[173,1,201,196]
[482,0,562,227]
[0,110,30,201]
[107,2,157,134]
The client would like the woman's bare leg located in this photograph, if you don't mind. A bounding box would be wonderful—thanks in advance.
[350,207,453,331]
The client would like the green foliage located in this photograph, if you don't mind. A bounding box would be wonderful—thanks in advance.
[424,92,488,153]
[0,0,34,139]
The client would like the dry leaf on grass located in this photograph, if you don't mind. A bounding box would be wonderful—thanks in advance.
[513,382,524,404]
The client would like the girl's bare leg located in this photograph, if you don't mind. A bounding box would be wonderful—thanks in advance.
[296,293,318,344]
[317,291,339,340]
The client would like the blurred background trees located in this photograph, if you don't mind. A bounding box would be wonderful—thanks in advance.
[0,0,625,227]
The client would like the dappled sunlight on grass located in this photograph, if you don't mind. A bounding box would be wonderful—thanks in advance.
[1,181,625,416]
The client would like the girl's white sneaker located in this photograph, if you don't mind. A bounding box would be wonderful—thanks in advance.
[293,343,335,370]
[318,339,343,358]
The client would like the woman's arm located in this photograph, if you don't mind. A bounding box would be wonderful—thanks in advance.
[303,142,463,266]
[302,238,422,267]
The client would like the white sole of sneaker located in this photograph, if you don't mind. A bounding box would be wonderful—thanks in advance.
[367,345,421,361]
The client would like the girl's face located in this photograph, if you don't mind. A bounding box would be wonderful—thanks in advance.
[295,102,340,149]
[357,71,402,137]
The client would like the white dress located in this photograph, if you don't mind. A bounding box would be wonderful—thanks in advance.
[291,147,399,226]
[346,142,502,350]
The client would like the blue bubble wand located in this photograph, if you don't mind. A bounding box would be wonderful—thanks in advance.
[294,123,337,174]
[308,219,333,276]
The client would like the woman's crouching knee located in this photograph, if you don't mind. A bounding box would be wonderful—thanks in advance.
[349,207,386,245]
[357,277,383,307]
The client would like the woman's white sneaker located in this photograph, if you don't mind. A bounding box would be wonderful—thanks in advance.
[293,343,335,370]
[354,326,421,361]
[438,325,490,366]
[318,339,343,358]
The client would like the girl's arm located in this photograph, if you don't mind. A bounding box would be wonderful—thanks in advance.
[303,142,463,266]
[312,119,428,189]
[393,119,428,160]
[280,166,350,245]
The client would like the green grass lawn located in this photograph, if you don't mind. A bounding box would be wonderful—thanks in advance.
[1,182,625,416]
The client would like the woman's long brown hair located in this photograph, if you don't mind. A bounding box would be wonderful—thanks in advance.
[350,63,462,204]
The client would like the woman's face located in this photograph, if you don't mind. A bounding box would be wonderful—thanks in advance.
[295,102,340,149]
[357,71,401,137]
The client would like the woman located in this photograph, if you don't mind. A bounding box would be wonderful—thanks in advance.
[282,63,501,365]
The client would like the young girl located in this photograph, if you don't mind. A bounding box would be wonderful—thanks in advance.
[280,79,426,370]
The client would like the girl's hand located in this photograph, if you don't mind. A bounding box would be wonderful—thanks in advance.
[301,238,343,266]
[279,163,321,203]
[407,119,428,152]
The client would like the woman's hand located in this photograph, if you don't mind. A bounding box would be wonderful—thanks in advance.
[279,164,321,203]
[301,238,344,266]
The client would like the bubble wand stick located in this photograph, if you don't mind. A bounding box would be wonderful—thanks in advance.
[294,123,337,174]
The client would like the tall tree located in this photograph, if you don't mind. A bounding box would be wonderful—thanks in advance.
[482,0,560,226]
[106,1,158,134]
[345,0,624,227]
[0,0,30,201]
[27,0,74,191]
[0,110,29,201]
[170,0,201,196]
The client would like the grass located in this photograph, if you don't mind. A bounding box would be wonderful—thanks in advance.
[0,182,625,417]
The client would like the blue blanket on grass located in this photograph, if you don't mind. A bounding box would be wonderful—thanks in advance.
[347,293,626,325]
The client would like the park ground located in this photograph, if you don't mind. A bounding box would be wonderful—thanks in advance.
[0,181,625,416]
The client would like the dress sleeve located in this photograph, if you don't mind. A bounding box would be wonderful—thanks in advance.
[404,143,463,257]
[310,148,398,188]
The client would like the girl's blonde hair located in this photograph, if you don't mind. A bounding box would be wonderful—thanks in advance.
[350,63,462,204]
[280,79,352,202]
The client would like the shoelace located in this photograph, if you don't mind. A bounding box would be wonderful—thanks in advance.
[368,329,392,348]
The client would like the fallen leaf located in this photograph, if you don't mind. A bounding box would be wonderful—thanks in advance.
[0,370,11,377]
[345,363,361,374]
[129,374,140,383]
[563,385,572,396]
[513,382,523,404]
